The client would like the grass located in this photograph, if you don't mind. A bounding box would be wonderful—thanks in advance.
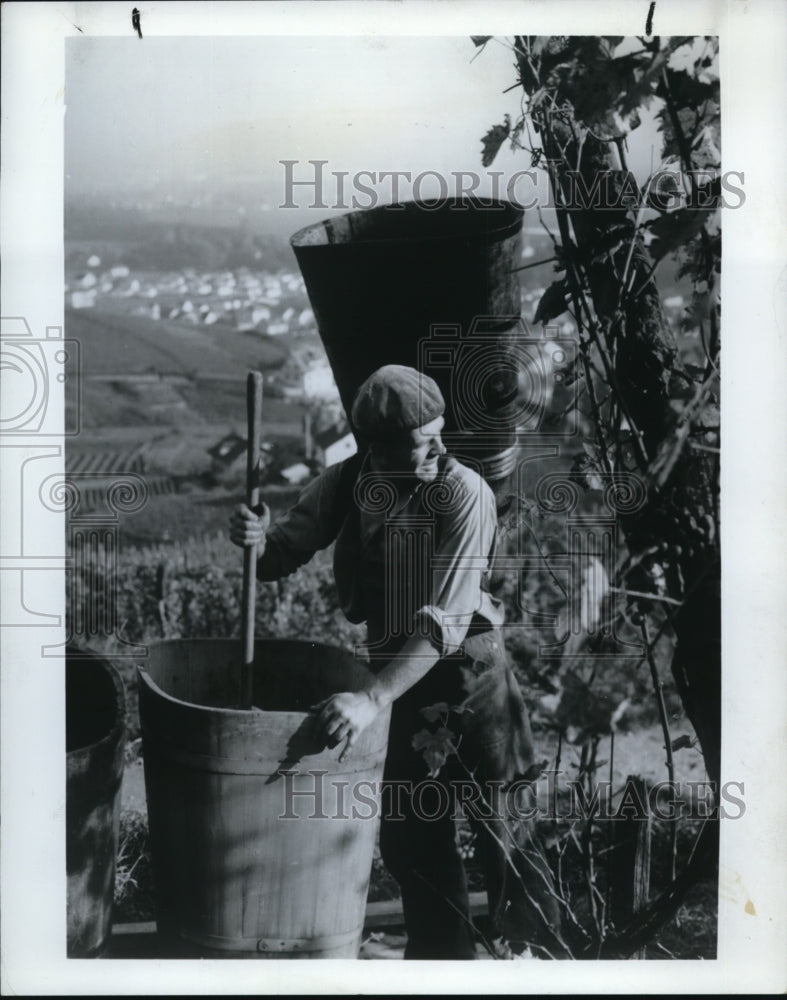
[114,809,156,925]
[66,307,289,378]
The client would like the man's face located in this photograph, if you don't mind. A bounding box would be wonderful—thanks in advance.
[371,416,447,483]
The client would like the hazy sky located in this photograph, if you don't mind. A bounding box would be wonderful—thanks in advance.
[65,35,664,209]
[67,37,509,195]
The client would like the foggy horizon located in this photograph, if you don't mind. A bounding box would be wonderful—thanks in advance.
[65,34,667,226]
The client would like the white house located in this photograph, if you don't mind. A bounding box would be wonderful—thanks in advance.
[303,364,339,400]
[315,426,357,468]
[115,278,141,297]
[71,290,96,309]
[280,462,311,485]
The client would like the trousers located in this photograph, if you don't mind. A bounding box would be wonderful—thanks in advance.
[377,628,564,960]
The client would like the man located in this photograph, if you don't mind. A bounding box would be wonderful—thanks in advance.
[230,364,563,959]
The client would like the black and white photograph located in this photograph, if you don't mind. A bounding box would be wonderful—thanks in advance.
[1,2,785,995]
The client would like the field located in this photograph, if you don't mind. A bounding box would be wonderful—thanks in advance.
[66,307,289,379]
[64,297,312,503]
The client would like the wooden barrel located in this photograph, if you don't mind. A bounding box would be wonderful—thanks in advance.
[138,638,392,959]
[290,198,526,495]
[66,646,127,957]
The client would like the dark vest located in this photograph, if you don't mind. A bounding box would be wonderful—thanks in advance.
[331,452,461,658]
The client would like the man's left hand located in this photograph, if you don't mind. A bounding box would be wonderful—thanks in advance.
[311,691,380,762]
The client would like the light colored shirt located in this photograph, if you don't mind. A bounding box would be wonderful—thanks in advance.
[259,454,503,658]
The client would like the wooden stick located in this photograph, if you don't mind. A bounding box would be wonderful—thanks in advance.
[241,371,263,709]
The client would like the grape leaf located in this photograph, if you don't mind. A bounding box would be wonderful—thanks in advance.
[481,115,511,167]
[412,726,459,777]
[570,450,604,492]
[646,209,708,261]
[420,702,472,722]
[420,702,450,723]
[518,758,548,784]
[533,279,569,324]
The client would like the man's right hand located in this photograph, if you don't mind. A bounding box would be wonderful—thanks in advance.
[229,502,271,549]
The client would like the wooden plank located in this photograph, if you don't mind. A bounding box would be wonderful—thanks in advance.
[364,892,488,929]
[110,890,490,951]
[610,774,652,959]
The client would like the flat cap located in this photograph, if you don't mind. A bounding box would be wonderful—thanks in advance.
[351,365,445,440]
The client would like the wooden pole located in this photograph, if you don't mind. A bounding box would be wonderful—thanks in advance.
[610,774,652,958]
[241,371,263,709]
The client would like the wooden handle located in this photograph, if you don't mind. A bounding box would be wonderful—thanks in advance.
[241,371,263,709]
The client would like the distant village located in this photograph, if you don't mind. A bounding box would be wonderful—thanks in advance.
[65,253,358,490]
[66,254,316,336]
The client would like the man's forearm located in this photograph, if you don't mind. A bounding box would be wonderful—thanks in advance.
[256,537,284,581]
[361,635,441,710]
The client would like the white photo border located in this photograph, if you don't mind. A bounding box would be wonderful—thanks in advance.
[1,1,786,994]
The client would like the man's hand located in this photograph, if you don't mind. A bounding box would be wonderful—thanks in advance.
[311,691,381,762]
[229,502,271,549]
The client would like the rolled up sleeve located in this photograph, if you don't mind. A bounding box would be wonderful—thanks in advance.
[412,470,502,656]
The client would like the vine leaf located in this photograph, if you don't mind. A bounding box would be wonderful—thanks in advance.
[570,447,605,491]
[419,701,472,723]
[481,115,511,167]
[644,170,682,211]
[533,279,569,324]
[529,37,549,58]
[412,726,458,777]
[646,209,708,261]
[518,758,549,785]
[576,223,634,264]
[420,702,450,723]
[680,291,711,331]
